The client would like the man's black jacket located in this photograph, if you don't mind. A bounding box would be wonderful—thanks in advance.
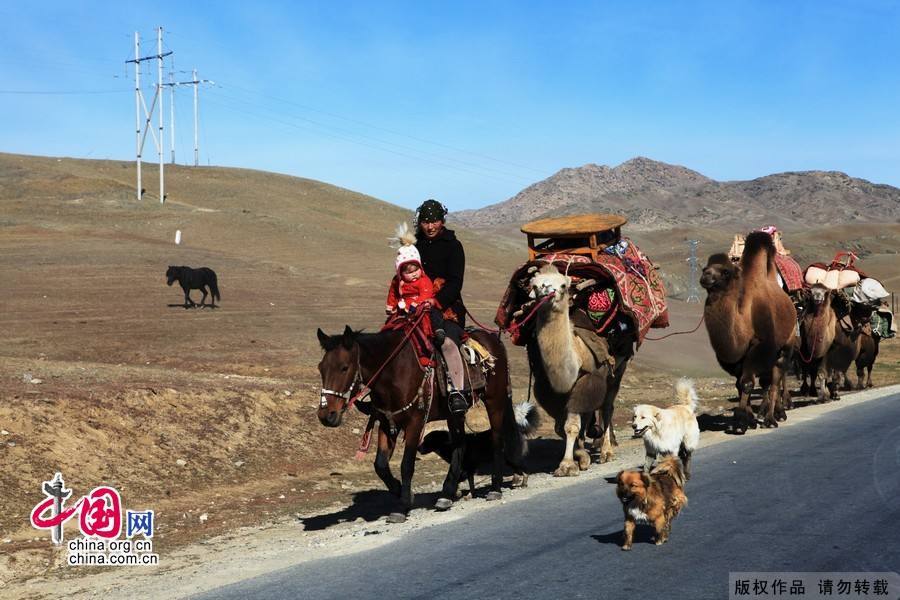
[416,227,465,326]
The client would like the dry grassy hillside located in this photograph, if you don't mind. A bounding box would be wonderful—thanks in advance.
[1,152,897,587]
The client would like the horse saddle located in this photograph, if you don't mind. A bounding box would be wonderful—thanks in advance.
[435,337,495,397]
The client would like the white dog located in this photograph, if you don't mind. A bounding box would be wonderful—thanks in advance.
[631,378,701,479]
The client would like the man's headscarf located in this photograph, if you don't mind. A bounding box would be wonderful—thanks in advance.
[415,199,448,224]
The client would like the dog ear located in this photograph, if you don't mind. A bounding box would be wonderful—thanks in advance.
[316,328,329,350]
[640,472,651,487]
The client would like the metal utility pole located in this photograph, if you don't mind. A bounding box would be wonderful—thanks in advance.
[686,240,701,303]
[157,26,164,202]
[133,32,141,200]
[169,71,176,164]
[162,68,213,167]
[126,27,172,203]
[193,69,200,166]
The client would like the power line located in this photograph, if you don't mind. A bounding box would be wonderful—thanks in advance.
[204,93,532,185]
[217,82,546,177]
[206,87,533,184]
[0,89,128,95]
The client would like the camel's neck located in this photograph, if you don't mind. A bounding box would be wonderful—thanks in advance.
[802,304,836,357]
[704,283,751,361]
[534,297,581,393]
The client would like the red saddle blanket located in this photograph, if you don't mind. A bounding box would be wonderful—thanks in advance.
[774,254,805,292]
[381,313,434,367]
[495,238,669,347]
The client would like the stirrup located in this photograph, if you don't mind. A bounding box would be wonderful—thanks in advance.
[448,390,468,414]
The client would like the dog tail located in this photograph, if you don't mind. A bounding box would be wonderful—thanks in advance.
[651,456,687,489]
[502,401,539,464]
[674,378,698,413]
[513,400,541,436]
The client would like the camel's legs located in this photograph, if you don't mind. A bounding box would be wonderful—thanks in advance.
[731,373,756,434]
[815,359,829,402]
[554,412,581,477]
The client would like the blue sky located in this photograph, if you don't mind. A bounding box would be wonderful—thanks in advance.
[2,1,899,210]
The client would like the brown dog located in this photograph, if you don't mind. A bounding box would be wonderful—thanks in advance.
[615,457,688,550]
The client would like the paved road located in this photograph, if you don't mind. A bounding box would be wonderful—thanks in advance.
[195,392,900,600]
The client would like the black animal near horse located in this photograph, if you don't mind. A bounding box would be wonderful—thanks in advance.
[166,266,221,308]
[316,325,513,523]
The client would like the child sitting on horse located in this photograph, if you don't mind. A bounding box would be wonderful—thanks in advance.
[387,223,468,411]
[386,226,447,341]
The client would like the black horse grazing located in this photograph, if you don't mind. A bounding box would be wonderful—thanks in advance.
[316,325,515,523]
[166,266,221,308]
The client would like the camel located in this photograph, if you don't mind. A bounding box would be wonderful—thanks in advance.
[854,322,880,389]
[797,284,839,402]
[828,316,862,396]
[527,264,633,476]
[828,300,867,393]
[700,232,797,433]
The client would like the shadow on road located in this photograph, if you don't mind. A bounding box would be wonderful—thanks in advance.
[697,412,730,432]
[592,526,660,547]
[300,489,445,531]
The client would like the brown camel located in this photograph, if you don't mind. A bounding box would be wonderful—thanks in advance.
[854,322,880,389]
[700,232,797,433]
[829,300,867,393]
[797,284,838,402]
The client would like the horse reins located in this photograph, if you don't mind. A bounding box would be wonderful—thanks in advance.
[321,310,429,413]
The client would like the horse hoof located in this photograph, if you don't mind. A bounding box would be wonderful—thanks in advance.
[764,419,778,429]
[485,491,502,501]
[386,512,407,524]
[434,498,453,511]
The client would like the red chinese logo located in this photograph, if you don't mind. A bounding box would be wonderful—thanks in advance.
[31,483,122,540]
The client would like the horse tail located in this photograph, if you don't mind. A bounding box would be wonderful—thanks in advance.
[209,272,221,301]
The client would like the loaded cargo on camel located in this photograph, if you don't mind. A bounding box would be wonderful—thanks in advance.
[495,214,669,476]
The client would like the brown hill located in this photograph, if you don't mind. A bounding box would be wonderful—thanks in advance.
[1,152,898,590]
[454,157,900,231]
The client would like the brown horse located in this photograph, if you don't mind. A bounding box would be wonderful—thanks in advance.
[316,325,514,523]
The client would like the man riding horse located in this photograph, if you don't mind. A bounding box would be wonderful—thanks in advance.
[414,199,469,415]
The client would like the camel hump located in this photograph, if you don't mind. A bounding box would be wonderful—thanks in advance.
[741,231,776,279]
[674,378,698,411]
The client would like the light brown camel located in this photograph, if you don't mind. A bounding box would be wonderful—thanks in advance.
[527,264,633,476]
[798,284,838,402]
[700,232,797,433]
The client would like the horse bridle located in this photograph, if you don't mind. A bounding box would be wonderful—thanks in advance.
[319,352,367,412]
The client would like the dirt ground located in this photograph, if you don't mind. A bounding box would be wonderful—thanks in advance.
[1,153,898,594]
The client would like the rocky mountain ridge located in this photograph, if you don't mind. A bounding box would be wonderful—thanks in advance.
[454,157,900,231]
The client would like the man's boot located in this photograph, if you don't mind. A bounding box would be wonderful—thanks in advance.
[448,389,468,414]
